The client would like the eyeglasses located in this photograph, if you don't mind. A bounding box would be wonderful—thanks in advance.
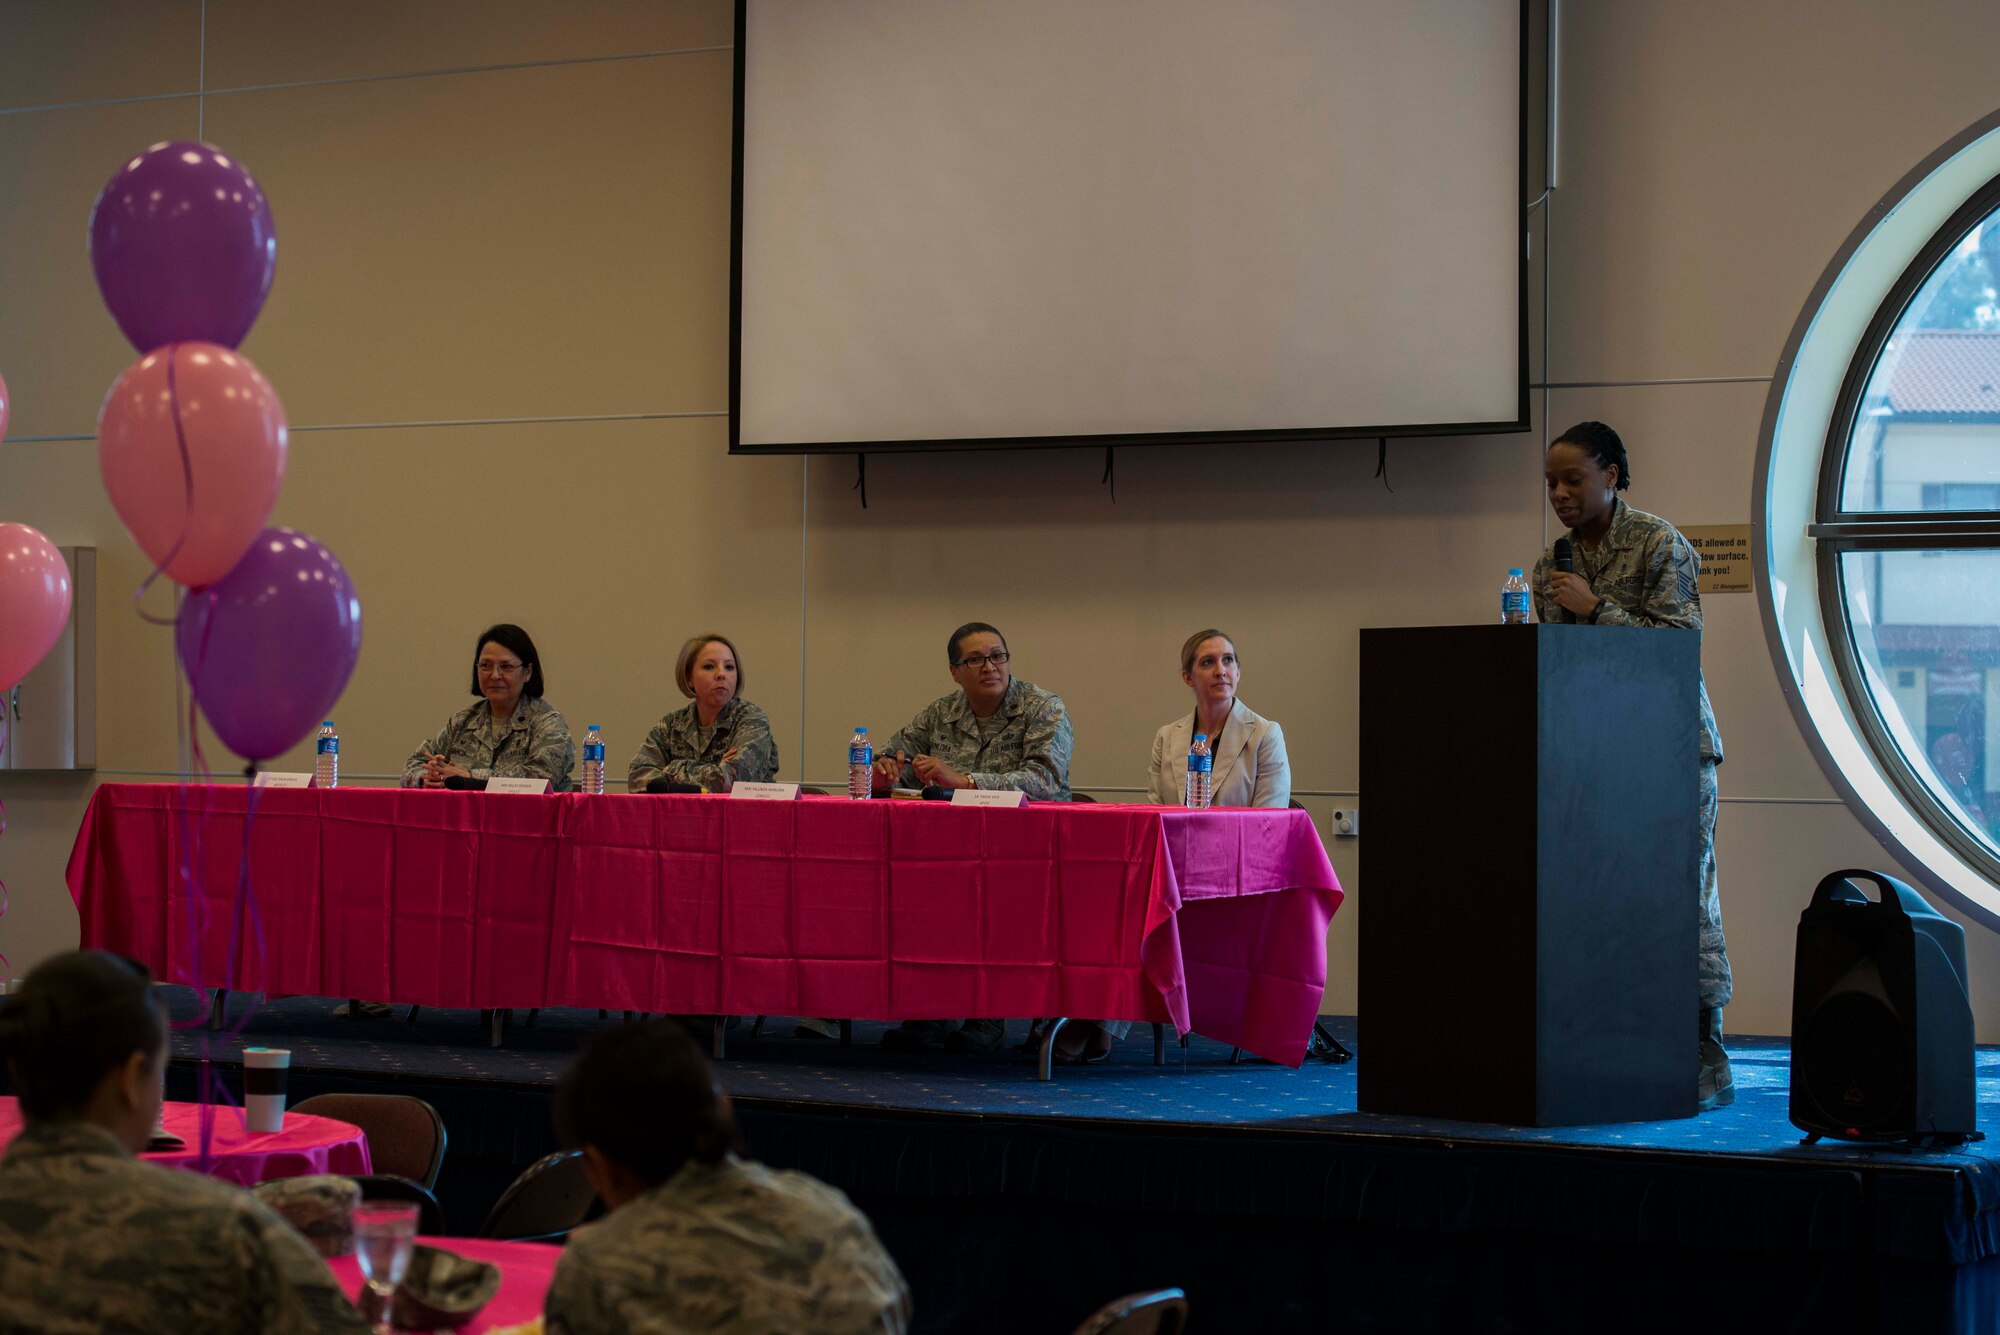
[954,651,1010,669]
[478,659,526,677]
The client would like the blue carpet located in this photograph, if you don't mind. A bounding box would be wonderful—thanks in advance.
[165,989,2000,1171]
[164,990,2000,1332]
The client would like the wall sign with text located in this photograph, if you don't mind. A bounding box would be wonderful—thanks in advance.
[1680,525,1753,594]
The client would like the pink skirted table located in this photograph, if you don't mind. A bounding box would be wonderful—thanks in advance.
[67,783,1344,1065]
[328,1235,559,1332]
[0,1097,373,1186]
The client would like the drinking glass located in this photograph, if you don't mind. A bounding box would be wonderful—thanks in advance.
[352,1200,419,1334]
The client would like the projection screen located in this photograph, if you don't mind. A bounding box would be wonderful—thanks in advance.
[732,0,1526,455]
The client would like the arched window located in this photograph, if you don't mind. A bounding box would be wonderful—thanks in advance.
[1759,111,2000,928]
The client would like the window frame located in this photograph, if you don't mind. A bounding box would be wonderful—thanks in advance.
[1813,175,2000,891]
[1757,108,2000,932]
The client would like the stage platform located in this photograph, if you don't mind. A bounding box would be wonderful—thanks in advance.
[162,991,2000,1334]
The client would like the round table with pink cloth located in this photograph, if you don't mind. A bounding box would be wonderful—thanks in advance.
[329,1236,561,1332]
[0,1097,373,1186]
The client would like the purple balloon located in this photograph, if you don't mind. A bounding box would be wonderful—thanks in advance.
[177,527,361,762]
[90,141,277,353]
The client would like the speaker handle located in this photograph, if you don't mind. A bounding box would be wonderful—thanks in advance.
[1809,868,1927,917]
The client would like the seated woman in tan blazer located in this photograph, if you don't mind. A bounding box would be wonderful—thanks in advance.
[1146,629,1292,809]
[1055,630,1293,1065]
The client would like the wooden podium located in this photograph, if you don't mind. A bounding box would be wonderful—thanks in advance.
[1357,624,1701,1125]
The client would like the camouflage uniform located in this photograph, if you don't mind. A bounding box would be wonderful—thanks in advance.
[0,1119,368,1334]
[881,678,1073,800]
[400,694,576,791]
[544,1153,912,1335]
[628,698,780,793]
[1532,498,1732,1009]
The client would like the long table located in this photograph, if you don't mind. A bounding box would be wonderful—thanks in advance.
[67,784,1344,1065]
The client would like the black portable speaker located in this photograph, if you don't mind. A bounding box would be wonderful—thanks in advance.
[1789,869,1978,1146]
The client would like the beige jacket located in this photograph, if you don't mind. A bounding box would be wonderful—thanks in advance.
[1147,698,1291,808]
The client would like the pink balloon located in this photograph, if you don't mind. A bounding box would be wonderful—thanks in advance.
[0,369,10,446]
[97,342,287,589]
[0,524,72,692]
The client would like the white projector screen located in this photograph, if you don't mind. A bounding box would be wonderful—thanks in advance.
[732,0,1525,454]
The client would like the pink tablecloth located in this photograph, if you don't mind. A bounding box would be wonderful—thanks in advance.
[68,784,1343,1064]
[0,1097,373,1187]
[329,1235,558,1332]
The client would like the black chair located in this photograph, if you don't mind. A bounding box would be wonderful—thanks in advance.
[1073,1289,1189,1335]
[351,1174,445,1235]
[478,1150,600,1243]
[1069,792,1098,803]
[1288,799,1307,810]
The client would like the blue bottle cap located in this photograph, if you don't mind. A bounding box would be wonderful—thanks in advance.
[856,726,867,732]
[1192,733,1207,741]
[1507,568,1523,576]
[322,721,335,727]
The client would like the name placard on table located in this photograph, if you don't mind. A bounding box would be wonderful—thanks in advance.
[950,789,1026,808]
[486,777,552,795]
[729,782,801,801]
[252,772,314,789]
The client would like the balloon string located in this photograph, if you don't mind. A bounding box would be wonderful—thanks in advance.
[169,589,207,1034]
[0,706,11,986]
[220,764,266,1045]
[132,343,195,629]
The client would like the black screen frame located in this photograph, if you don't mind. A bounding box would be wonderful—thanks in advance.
[728,0,1532,457]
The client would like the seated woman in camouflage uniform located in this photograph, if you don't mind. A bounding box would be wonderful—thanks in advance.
[546,1019,912,1335]
[628,633,779,794]
[870,622,1075,1054]
[1533,420,1735,1112]
[0,951,368,1334]
[403,622,577,790]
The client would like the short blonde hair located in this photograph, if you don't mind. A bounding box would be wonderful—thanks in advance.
[676,634,743,699]
[1180,629,1236,675]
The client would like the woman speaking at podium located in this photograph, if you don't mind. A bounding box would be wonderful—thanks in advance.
[1532,420,1734,1112]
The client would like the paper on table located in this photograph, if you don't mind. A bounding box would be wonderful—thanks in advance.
[729,782,800,801]
[950,789,1026,808]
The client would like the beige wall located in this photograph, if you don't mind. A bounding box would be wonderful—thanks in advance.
[3,1,1999,1038]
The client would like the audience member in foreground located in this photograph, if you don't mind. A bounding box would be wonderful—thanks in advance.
[545,1019,911,1335]
[404,622,577,790]
[0,950,368,1333]
[628,633,780,793]
[872,621,1074,1053]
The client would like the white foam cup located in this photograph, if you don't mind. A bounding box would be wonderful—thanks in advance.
[243,1047,292,1134]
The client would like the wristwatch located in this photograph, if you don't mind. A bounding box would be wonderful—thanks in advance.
[1586,600,1605,624]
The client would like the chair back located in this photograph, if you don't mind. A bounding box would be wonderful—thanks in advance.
[1068,792,1099,803]
[292,1093,448,1190]
[478,1149,600,1243]
[351,1174,446,1236]
[1072,1289,1189,1335]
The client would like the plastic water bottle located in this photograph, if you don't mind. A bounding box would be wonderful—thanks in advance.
[1502,568,1531,624]
[582,725,605,795]
[848,727,872,799]
[1184,732,1213,809]
[315,722,339,789]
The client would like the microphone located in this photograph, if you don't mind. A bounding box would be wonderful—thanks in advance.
[1552,537,1576,624]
